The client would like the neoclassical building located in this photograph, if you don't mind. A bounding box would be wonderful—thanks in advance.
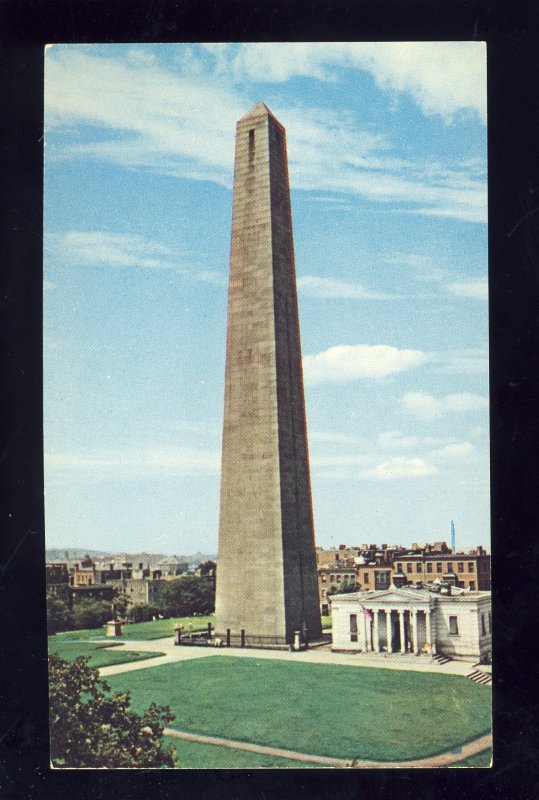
[331,586,491,663]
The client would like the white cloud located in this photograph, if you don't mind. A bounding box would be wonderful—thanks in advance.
[382,254,446,284]
[309,431,364,445]
[46,231,226,288]
[45,46,487,224]
[433,441,476,459]
[402,391,489,419]
[46,231,174,270]
[297,275,396,301]
[303,344,428,385]
[45,446,221,476]
[229,43,486,124]
[359,456,437,480]
[377,430,452,451]
[434,348,489,375]
[446,279,488,300]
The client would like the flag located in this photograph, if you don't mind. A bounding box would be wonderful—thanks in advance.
[360,604,373,621]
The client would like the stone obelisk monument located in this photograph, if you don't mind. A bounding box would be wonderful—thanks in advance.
[215,103,322,647]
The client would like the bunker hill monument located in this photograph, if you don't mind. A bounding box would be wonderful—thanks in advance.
[215,103,322,646]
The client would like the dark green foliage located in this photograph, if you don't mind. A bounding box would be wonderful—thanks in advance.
[127,603,161,623]
[159,576,215,617]
[327,578,358,597]
[71,598,113,630]
[46,592,73,634]
[48,654,176,768]
[197,560,216,576]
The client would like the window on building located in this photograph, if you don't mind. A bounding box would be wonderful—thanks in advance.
[458,562,464,573]
[396,563,403,573]
[350,614,358,642]
[469,581,476,590]
[248,128,255,156]
[364,573,369,583]
[375,571,390,590]
[449,616,459,635]
[330,575,335,582]
[427,563,433,573]
[436,563,443,573]
[406,563,412,573]
[416,563,422,572]
[447,563,453,573]
[468,562,475,572]
[481,614,486,635]
[336,575,341,582]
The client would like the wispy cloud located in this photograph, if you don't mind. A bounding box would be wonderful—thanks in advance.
[446,278,488,301]
[298,275,397,301]
[226,42,486,123]
[359,456,437,480]
[377,430,453,450]
[46,230,226,288]
[45,446,221,477]
[45,45,486,224]
[382,254,446,284]
[303,344,428,385]
[432,441,476,460]
[401,391,489,419]
[46,231,174,270]
[433,348,488,375]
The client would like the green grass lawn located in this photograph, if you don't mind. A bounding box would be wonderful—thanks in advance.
[52,615,215,642]
[48,640,165,668]
[162,737,325,769]
[321,615,332,629]
[106,656,491,764]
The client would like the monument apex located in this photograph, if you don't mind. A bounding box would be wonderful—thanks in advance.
[215,103,322,647]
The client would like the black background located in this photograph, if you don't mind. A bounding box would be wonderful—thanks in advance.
[1,1,538,798]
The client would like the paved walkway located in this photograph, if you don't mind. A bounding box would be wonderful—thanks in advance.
[99,636,478,678]
[162,727,492,769]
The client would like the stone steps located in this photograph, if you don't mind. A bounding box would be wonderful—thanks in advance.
[432,654,451,665]
[467,669,492,685]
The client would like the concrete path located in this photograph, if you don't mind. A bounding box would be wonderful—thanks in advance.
[162,727,492,769]
[98,637,480,678]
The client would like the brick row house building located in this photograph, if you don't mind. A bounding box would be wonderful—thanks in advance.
[317,543,490,616]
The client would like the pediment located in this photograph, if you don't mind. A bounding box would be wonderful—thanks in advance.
[331,588,431,608]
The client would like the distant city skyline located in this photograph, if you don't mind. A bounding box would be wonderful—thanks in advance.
[44,43,488,554]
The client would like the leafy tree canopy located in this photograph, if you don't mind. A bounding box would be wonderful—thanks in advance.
[159,576,215,617]
[46,591,73,634]
[71,598,113,630]
[49,654,176,768]
[127,603,161,623]
[327,578,358,597]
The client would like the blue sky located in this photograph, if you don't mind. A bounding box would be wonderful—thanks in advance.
[44,43,488,555]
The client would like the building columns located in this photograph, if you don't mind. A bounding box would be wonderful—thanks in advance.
[412,609,418,653]
[386,609,393,653]
[373,609,380,652]
[399,610,406,653]
[425,608,434,654]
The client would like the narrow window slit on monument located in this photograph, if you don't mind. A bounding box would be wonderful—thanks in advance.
[248,128,255,156]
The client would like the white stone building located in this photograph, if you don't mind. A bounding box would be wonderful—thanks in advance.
[330,586,491,663]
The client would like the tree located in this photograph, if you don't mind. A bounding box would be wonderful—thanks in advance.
[127,603,161,623]
[71,598,112,630]
[49,654,177,768]
[327,578,358,597]
[46,591,73,634]
[197,560,216,576]
[159,576,215,617]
